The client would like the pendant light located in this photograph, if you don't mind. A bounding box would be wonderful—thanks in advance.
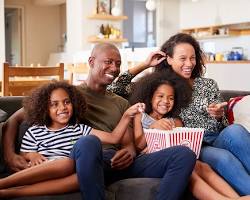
[146,0,156,11]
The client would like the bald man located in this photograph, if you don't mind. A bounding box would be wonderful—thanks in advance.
[2,43,196,200]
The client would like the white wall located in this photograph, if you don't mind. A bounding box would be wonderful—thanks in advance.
[66,0,124,53]
[156,0,180,46]
[205,63,250,91]
[180,0,250,29]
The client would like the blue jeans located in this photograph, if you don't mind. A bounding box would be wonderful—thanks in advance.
[200,124,250,195]
[71,135,196,200]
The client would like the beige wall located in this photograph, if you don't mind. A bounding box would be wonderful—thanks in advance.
[5,0,63,65]
[0,0,4,80]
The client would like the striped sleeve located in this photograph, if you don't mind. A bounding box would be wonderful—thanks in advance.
[79,124,92,136]
[20,128,38,153]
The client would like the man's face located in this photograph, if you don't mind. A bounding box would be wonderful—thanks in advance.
[90,48,121,86]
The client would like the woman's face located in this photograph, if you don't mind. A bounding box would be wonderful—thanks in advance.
[167,43,196,80]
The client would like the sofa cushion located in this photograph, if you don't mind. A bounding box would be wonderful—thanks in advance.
[227,96,244,124]
[232,95,250,132]
[107,178,160,200]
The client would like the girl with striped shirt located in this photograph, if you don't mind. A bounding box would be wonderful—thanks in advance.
[0,81,144,198]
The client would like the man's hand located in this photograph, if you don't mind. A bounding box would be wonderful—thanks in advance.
[111,148,135,170]
[149,118,175,130]
[207,102,228,120]
[5,153,29,172]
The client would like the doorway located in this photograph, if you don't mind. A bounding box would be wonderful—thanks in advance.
[123,0,156,48]
[4,6,24,65]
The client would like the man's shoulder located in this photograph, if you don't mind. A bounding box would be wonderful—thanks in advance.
[107,91,129,106]
[77,82,87,91]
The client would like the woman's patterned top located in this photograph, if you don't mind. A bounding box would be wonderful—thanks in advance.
[108,71,228,133]
[107,71,135,99]
[179,77,228,133]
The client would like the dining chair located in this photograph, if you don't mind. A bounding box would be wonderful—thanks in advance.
[2,62,64,96]
[67,63,89,85]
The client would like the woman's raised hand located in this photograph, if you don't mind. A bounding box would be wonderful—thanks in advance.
[144,50,166,68]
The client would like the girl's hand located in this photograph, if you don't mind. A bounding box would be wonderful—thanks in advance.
[24,152,48,167]
[143,51,166,68]
[125,103,145,118]
[149,118,175,130]
[207,102,228,120]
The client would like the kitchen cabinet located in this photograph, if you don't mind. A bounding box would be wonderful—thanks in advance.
[87,14,128,44]
[181,22,250,40]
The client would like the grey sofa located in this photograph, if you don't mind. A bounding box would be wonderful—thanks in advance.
[0,90,249,200]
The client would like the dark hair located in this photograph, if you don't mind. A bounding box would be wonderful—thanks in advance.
[156,33,205,78]
[23,81,87,126]
[129,72,192,118]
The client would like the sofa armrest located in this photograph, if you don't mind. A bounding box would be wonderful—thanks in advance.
[0,96,24,120]
[220,90,250,102]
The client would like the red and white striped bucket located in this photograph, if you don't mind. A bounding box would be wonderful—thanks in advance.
[144,128,204,158]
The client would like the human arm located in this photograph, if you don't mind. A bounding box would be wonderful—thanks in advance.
[91,103,145,144]
[107,51,166,98]
[133,113,147,152]
[207,102,228,120]
[20,152,48,167]
[109,100,140,170]
[205,79,228,121]
[174,118,183,127]
[111,126,136,170]
[128,50,166,75]
[2,108,29,172]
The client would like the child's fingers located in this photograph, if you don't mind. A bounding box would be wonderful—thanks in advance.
[136,103,145,113]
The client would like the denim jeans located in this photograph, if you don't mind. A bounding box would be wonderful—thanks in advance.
[71,135,196,200]
[200,124,250,195]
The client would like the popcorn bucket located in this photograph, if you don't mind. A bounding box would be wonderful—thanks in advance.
[144,128,204,158]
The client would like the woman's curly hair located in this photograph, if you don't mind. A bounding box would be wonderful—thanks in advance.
[155,33,206,78]
[129,72,192,118]
[22,81,87,126]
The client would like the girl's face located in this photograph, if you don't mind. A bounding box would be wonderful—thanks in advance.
[150,84,175,120]
[48,88,73,130]
[167,43,196,80]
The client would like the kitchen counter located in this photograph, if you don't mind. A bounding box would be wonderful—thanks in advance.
[206,60,250,64]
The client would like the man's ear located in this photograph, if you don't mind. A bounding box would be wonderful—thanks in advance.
[88,57,94,68]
